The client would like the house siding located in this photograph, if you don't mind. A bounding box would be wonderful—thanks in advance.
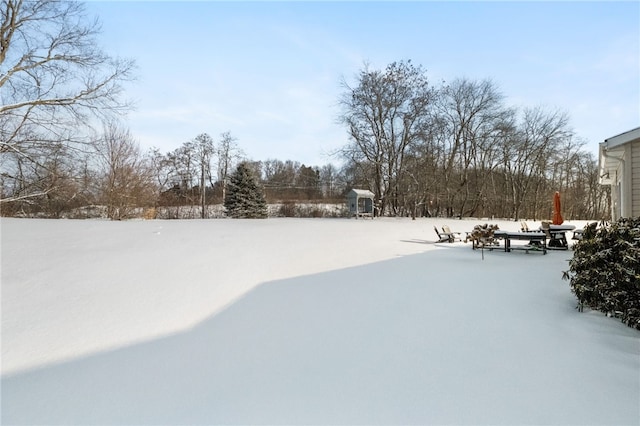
[600,127,640,220]
[632,140,640,217]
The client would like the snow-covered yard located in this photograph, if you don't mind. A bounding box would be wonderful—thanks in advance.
[1,217,638,425]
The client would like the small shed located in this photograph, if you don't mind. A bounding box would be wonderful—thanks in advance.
[347,189,375,218]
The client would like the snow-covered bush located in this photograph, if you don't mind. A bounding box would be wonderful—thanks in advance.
[567,217,640,330]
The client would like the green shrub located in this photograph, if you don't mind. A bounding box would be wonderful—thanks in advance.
[566,217,640,329]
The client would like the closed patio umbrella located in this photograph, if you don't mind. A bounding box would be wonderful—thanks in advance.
[552,191,564,225]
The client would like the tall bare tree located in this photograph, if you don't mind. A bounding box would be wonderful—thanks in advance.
[434,78,508,217]
[0,0,135,203]
[339,60,437,215]
[193,133,214,218]
[502,106,572,220]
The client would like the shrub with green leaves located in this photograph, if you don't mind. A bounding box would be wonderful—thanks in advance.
[567,217,640,329]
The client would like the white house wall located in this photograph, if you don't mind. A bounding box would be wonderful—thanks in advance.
[599,128,640,220]
[632,140,640,217]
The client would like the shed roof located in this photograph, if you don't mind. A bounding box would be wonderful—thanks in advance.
[347,189,375,197]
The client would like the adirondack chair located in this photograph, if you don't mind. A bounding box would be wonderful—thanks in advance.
[442,225,463,242]
[434,226,455,243]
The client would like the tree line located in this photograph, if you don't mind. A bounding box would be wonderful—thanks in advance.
[338,60,609,220]
[1,1,609,220]
[0,0,344,219]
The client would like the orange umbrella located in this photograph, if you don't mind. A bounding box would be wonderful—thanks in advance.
[552,191,564,225]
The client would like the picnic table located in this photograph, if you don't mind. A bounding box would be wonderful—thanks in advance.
[493,230,547,254]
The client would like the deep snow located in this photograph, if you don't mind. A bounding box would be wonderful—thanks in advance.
[1,217,639,425]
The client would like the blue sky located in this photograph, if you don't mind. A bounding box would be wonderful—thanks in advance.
[86,1,639,167]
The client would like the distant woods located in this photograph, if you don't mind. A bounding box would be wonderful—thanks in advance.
[0,0,608,220]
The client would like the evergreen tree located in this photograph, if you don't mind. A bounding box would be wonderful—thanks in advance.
[224,163,268,218]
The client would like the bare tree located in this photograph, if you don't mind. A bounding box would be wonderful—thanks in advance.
[167,142,197,198]
[215,131,242,202]
[319,163,342,199]
[193,133,214,218]
[502,106,572,220]
[435,78,508,217]
[339,60,437,215]
[149,147,173,194]
[95,122,155,220]
[0,0,135,203]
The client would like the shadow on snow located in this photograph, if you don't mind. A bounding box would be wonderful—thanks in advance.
[3,247,639,425]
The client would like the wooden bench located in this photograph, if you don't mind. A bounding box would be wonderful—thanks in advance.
[493,231,547,254]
